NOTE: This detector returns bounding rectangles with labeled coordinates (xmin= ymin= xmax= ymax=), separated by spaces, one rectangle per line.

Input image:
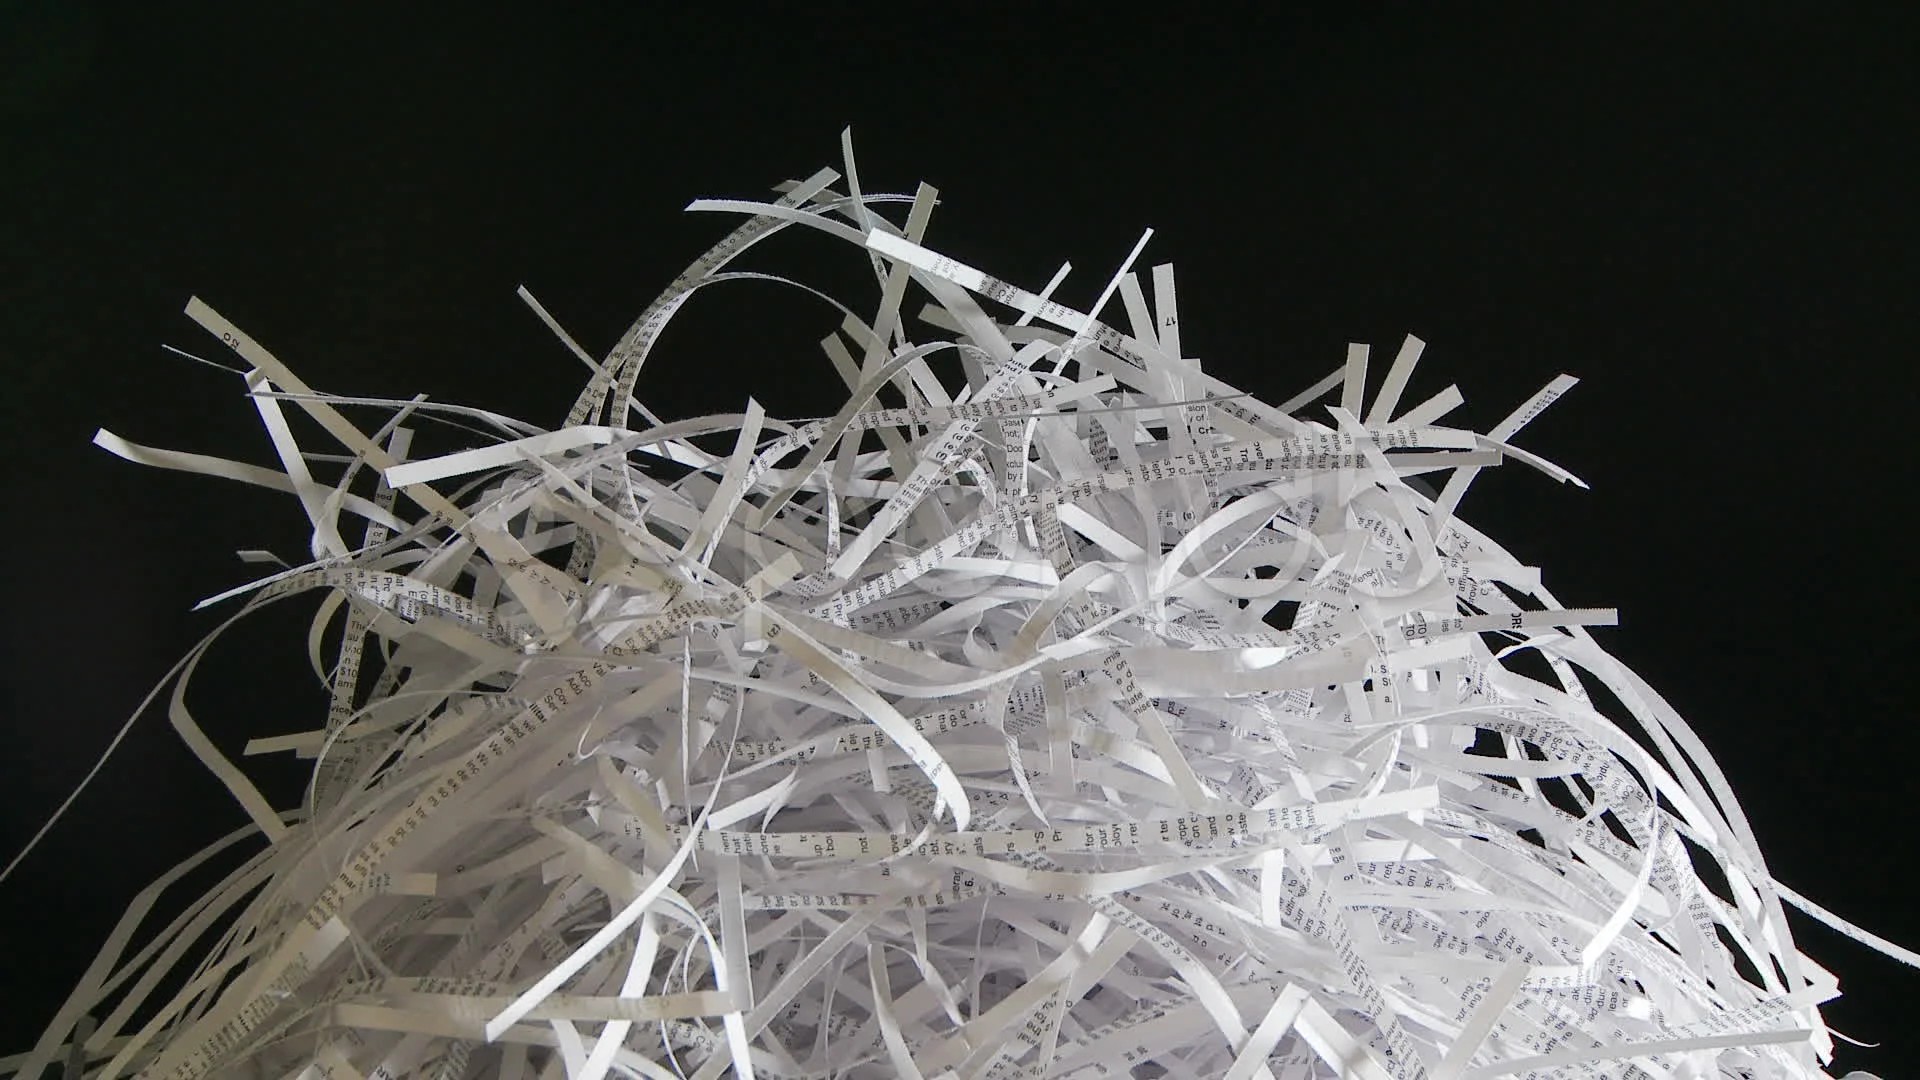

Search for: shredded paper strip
xmin=7 ymin=140 xmax=1910 ymax=1080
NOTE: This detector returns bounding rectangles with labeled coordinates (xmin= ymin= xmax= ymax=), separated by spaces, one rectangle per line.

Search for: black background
xmin=2 ymin=5 xmax=1915 ymax=1076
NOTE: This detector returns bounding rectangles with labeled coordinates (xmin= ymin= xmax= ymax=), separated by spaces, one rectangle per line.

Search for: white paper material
xmin=5 ymin=137 xmax=1904 ymax=1080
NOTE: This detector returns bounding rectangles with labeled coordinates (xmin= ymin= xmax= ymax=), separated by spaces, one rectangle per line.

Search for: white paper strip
xmin=6 ymin=141 xmax=1903 ymax=1080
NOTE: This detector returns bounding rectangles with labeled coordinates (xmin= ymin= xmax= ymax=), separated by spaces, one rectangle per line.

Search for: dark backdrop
xmin=2 ymin=6 xmax=1915 ymax=1076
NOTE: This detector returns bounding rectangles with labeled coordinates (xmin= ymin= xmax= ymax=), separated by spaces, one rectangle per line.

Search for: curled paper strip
xmin=9 ymin=141 xmax=1910 ymax=1080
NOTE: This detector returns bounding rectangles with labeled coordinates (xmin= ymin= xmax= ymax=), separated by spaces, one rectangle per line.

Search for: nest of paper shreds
xmin=15 ymin=141 xmax=1910 ymax=1080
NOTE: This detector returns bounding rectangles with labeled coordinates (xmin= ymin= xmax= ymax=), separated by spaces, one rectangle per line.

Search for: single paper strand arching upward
xmin=4 ymin=138 xmax=1909 ymax=1080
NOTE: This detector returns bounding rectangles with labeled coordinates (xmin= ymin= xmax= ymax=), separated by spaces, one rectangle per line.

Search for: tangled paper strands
xmin=6 ymin=142 xmax=1909 ymax=1080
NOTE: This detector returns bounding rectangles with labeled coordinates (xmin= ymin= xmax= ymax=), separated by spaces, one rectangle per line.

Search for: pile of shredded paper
xmin=12 ymin=140 xmax=1909 ymax=1080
